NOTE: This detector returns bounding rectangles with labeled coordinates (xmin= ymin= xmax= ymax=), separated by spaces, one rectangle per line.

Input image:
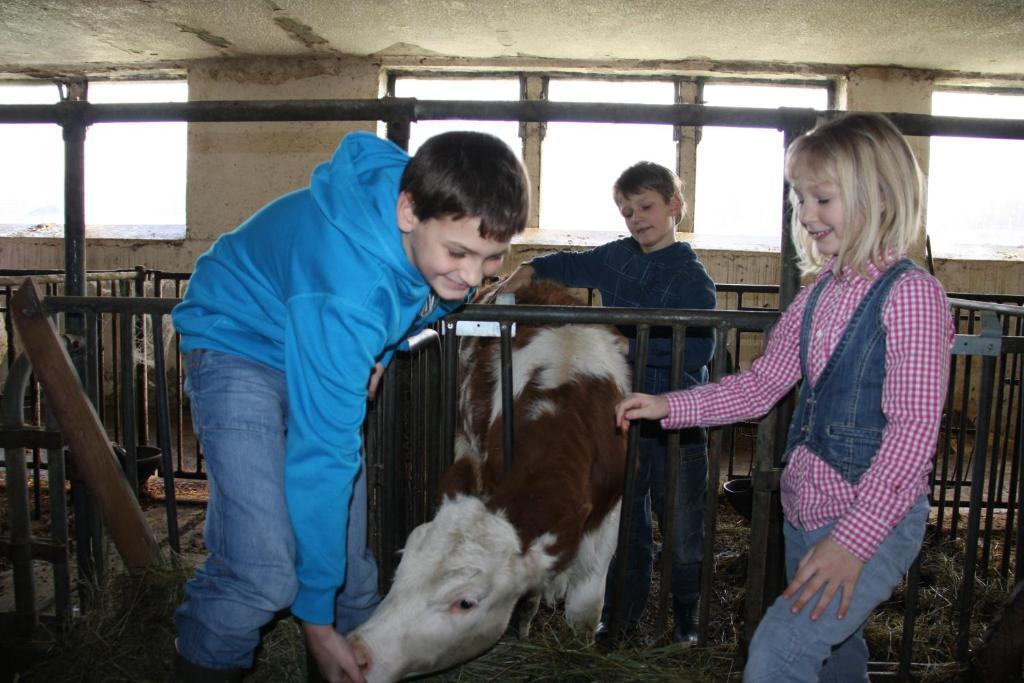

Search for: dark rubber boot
xmin=672 ymin=601 xmax=699 ymax=646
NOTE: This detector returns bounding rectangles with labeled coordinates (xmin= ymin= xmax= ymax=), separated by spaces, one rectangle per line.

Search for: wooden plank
xmin=10 ymin=278 xmax=163 ymax=574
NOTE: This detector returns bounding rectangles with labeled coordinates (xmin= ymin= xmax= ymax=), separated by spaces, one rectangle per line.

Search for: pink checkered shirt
xmin=662 ymin=259 xmax=954 ymax=561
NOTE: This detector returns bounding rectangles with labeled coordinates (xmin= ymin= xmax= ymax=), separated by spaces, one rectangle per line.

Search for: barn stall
xmin=0 ymin=96 xmax=1022 ymax=681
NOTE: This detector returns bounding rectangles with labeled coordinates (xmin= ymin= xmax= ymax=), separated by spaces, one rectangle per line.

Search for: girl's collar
xmin=827 ymin=252 xmax=903 ymax=283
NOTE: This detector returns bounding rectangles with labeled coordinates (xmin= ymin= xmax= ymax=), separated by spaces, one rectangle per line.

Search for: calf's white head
xmin=349 ymin=495 xmax=554 ymax=682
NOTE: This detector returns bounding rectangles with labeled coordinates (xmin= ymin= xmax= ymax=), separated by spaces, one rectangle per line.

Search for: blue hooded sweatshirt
xmin=172 ymin=132 xmax=465 ymax=624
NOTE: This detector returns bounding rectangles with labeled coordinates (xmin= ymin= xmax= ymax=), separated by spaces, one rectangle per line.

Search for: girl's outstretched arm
xmin=614 ymin=392 xmax=668 ymax=429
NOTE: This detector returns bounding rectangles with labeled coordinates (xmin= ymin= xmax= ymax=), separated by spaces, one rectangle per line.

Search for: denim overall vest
xmin=783 ymin=258 xmax=919 ymax=485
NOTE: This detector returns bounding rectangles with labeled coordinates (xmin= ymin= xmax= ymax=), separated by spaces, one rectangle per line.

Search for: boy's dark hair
xmin=613 ymin=161 xmax=683 ymax=204
xmin=400 ymin=131 xmax=530 ymax=241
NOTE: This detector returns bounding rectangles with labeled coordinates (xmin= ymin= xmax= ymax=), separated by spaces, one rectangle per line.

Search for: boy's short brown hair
xmin=400 ymin=131 xmax=530 ymax=242
xmin=613 ymin=161 xmax=684 ymax=212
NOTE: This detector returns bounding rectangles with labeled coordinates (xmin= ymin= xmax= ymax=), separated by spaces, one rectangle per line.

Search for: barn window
xmin=927 ymin=90 xmax=1024 ymax=257
xmin=391 ymin=77 xmax=521 ymax=157
xmin=0 ymin=79 xmax=187 ymax=239
xmin=0 ymin=83 xmax=63 ymax=236
xmin=693 ymin=82 xmax=828 ymax=241
xmin=539 ymin=79 xmax=676 ymax=232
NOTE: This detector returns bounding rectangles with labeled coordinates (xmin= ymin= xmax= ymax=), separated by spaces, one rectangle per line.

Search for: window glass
xmin=0 ymin=84 xmax=63 ymax=232
xmin=0 ymin=80 xmax=187 ymax=238
xmin=392 ymin=77 xmax=521 ymax=156
xmin=928 ymin=91 xmax=1024 ymax=253
xmin=541 ymin=79 xmax=674 ymax=232
xmin=86 ymin=81 xmax=187 ymax=237
xmin=694 ymin=83 xmax=827 ymax=239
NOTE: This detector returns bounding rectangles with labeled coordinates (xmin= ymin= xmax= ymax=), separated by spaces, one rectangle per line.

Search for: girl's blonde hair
xmin=785 ymin=112 xmax=924 ymax=277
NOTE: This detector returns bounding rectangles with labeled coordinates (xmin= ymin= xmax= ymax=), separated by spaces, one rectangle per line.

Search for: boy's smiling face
xmin=398 ymin=192 xmax=509 ymax=301
xmin=615 ymin=188 xmax=681 ymax=254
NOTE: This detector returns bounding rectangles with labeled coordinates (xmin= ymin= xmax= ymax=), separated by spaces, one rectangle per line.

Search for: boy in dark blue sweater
xmin=502 ymin=161 xmax=716 ymax=643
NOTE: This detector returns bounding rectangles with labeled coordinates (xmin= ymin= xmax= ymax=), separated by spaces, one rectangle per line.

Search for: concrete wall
xmin=1 ymin=55 xmax=1021 ymax=297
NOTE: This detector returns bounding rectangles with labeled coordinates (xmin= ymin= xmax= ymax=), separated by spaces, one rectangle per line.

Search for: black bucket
xmin=723 ymin=476 xmax=753 ymax=522
xmin=134 ymin=445 xmax=162 ymax=491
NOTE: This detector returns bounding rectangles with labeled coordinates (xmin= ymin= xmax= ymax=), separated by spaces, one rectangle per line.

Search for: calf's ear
xmin=514 ymin=536 xmax=557 ymax=591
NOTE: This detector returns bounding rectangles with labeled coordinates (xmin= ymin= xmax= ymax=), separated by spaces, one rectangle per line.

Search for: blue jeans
xmin=744 ymin=495 xmax=929 ymax=683
xmin=603 ymin=427 xmax=708 ymax=629
xmin=175 ymin=350 xmax=380 ymax=669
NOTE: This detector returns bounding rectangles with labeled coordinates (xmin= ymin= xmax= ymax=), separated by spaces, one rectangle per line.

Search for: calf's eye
xmin=451 ymin=598 xmax=478 ymax=612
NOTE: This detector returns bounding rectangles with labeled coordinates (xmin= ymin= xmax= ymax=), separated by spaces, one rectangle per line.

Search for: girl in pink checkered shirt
xmin=615 ymin=113 xmax=955 ymax=682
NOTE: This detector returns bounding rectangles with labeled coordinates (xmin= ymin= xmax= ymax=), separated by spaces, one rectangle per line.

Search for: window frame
xmin=386 ymin=70 xmax=833 ymax=246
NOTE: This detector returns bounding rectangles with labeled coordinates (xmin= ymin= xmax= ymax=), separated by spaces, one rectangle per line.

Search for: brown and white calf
xmin=349 ymin=280 xmax=631 ymax=682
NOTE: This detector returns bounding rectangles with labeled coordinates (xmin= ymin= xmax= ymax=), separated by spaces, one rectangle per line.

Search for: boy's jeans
xmin=175 ymin=349 xmax=381 ymax=670
xmin=602 ymin=430 xmax=708 ymax=629
xmin=743 ymin=495 xmax=929 ymax=683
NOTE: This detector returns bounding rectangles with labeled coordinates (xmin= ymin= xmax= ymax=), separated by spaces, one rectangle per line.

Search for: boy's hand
xmin=497 ymin=265 xmax=535 ymax=293
xmin=367 ymin=362 xmax=385 ymax=401
xmin=302 ymin=622 xmax=366 ymax=683
xmin=783 ymin=536 xmax=864 ymax=621
xmin=614 ymin=393 xmax=668 ymax=429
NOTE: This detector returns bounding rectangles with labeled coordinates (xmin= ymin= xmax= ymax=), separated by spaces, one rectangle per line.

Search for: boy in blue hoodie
xmin=502 ymin=161 xmax=715 ymax=645
xmin=171 ymin=130 xmax=530 ymax=682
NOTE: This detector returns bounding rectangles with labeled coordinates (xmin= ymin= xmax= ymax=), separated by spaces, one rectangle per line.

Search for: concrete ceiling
xmin=2 ymin=0 xmax=1023 ymax=81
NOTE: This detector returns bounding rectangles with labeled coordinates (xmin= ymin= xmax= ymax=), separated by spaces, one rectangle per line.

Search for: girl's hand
xmin=783 ymin=536 xmax=864 ymax=621
xmin=614 ymin=393 xmax=668 ymax=430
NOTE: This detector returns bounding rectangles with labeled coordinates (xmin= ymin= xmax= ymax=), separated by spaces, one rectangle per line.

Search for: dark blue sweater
xmin=529 ymin=237 xmax=717 ymax=397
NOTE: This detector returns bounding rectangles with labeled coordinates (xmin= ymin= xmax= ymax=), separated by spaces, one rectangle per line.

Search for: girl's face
xmin=789 ymin=158 xmax=846 ymax=258
xmin=615 ymin=188 xmax=681 ymax=254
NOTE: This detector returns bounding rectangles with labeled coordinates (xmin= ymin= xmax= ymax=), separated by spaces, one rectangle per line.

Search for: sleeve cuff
xmin=291 ymin=585 xmax=338 ymax=625
xmin=830 ymin=513 xmax=888 ymax=563
xmin=660 ymin=390 xmax=700 ymax=430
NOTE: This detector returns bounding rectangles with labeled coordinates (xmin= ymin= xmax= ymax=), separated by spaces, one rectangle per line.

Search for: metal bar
xmin=608 ymin=324 xmax=649 ymax=637
xmin=897 ymin=552 xmax=924 ymax=681
xmin=981 ymin=338 xmax=1009 ymax=570
xmin=118 ymin=309 xmax=139 ymax=495
xmin=654 ymin=325 xmax=685 ymax=636
xmin=61 ymin=120 xmax=86 ymax=299
xmin=46 ymin=432 xmax=72 ymax=627
xmin=778 ymin=127 xmax=806 ymax=312
xmin=151 ymin=312 xmax=180 ymax=554
xmin=417 ymin=333 xmax=444 ymax=518
xmin=3 ymin=99 xmax=1023 ymax=139
xmin=442 ymin=322 xmax=459 ymax=470
xmin=700 ymin=324 xmax=730 ymax=643
xmin=957 ymin=352 xmax=998 ymax=664
xmin=449 ymin=303 xmax=779 ymax=330
xmin=499 ymin=321 xmax=514 ymax=474
xmin=381 ymin=359 xmax=401 ymax=586
xmin=5 ymin=442 xmax=38 ymax=634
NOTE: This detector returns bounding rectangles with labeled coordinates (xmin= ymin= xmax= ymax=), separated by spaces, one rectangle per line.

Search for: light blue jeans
xmin=175 ymin=349 xmax=381 ymax=670
xmin=743 ymin=495 xmax=929 ymax=682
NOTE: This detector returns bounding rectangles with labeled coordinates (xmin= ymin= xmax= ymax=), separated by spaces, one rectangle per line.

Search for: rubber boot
xmin=672 ymin=601 xmax=699 ymax=646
